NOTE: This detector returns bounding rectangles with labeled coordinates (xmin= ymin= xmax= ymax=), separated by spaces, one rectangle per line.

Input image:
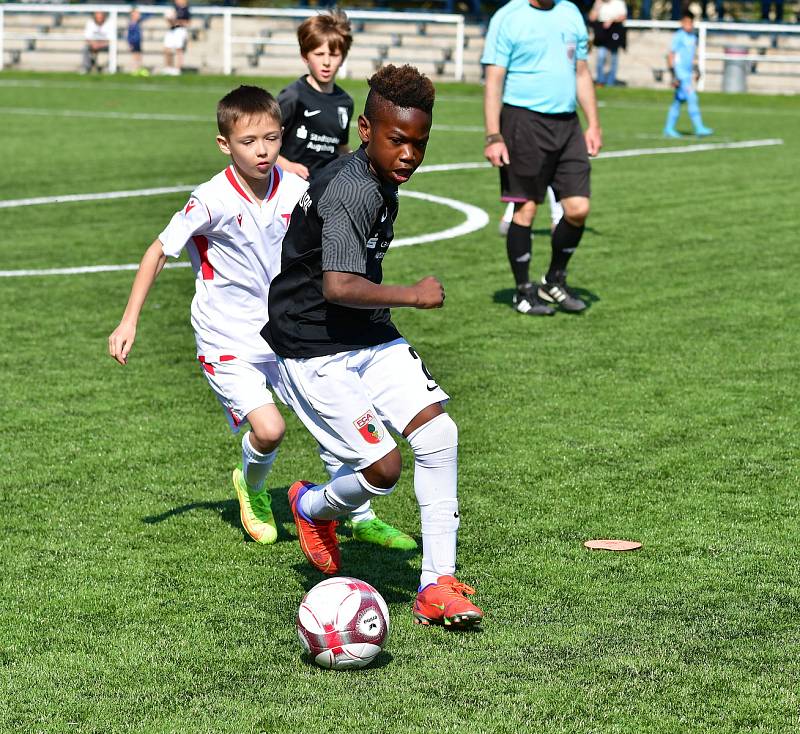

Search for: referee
xmin=482 ymin=0 xmax=602 ymax=316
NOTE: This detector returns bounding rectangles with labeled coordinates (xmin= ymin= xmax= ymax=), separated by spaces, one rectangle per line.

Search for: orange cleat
xmin=413 ymin=575 xmax=483 ymax=628
xmin=288 ymin=480 xmax=340 ymax=575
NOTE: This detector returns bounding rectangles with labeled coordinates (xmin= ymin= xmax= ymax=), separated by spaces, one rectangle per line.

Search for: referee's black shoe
xmin=512 ymin=284 xmax=555 ymax=316
xmin=538 ymin=273 xmax=587 ymax=313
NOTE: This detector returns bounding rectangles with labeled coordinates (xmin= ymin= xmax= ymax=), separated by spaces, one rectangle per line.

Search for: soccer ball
xmin=297 ymin=576 xmax=390 ymax=670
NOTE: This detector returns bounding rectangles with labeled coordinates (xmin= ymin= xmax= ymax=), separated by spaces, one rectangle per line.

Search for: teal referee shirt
xmin=481 ymin=0 xmax=589 ymax=114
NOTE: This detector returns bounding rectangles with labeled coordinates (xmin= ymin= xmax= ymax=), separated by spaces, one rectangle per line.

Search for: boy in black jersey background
xmin=263 ymin=65 xmax=483 ymax=629
xmin=276 ymin=11 xmax=355 ymax=181
xmin=277 ymin=12 xmax=416 ymax=551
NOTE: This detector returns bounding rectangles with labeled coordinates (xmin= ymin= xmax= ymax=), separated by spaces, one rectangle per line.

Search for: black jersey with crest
xmin=262 ymin=146 xmax=401 ymax=359
xmin=277 ymin=77 xmax=354 ymax=177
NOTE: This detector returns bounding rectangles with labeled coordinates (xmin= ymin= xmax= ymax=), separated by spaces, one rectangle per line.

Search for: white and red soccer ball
xmin=297 ymin=577 xmax=389 ymax=670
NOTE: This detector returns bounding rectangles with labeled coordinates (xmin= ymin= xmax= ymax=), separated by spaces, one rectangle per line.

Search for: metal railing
xmin=625 ymin=19 xmax=800 ymax=90
xmin=0 ymin=3 xmax=466 ymax=79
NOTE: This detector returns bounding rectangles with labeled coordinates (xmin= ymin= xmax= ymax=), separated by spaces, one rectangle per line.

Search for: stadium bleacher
xmin=1 ymin=2 xmax=800 ymax=92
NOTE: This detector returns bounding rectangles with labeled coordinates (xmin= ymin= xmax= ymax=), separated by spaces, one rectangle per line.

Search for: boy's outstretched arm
xmin=323 ymin=271 xmax=444 ymax=310
xmin=108 ymin=239 xmax=168 ymax=365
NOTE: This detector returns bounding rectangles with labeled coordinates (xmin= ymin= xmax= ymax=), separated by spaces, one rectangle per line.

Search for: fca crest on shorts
xmin=354 ymin=411 xmax=384 ymax=444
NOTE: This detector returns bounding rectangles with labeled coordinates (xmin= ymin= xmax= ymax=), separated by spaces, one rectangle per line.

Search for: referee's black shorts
xmin=499 ymin=104 xmax=591 ymax=204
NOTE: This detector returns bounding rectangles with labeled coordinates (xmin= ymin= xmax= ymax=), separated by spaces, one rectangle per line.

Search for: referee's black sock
xmin=506 ymin=222 xmax=532 ymax=288
xmin=547 ymin=218 xmax=584 ymax=279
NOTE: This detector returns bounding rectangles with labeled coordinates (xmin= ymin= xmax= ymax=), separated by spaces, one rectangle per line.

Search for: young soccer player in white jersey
xmin=263 ymin=65 xmax=483 ymax=629
xmin=108 ymin=86 xmax=309 ymax=546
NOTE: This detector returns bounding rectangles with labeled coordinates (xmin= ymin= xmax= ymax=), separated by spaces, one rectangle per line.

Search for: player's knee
xmin=362 ymin=448 xmax=402 ymax=490
xmin=511 ymin=201 xmax=536 ymax=228
xmin=249 ymin=416 xmax=285 ymax=452
xmin=564 ymin=199 xmax=590 ymax=225
xmin=407 ymin=413 xmax=458 ymax=464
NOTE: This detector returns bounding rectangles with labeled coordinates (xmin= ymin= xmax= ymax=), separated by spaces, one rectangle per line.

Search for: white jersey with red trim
xmin=158 ymin=164 xmax=308 ymax=363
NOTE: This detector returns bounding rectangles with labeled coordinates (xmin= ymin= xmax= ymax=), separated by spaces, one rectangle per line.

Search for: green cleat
xmin=232 ymin=467 xmax=277 ymax=544
xmin=351 ymin=517 xmax=417 ymax=550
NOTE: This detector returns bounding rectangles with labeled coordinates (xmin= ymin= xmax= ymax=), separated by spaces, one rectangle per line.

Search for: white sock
xmin=348 ymin=502 xmax=376 ymax=523
xmin=502 ymin=200 xmax=515 ymax=223
xmin=300 ymin=466 xmax=387 ymax=522
xmin=317 ymin=445 xmax=376 ymax=523
xmin=406 ymin=414 xmax=460 ymax=588
xmin=548 ymin=187 xmax=564 ymax=228
xmin=241 ymin=431 xmax=278 ymax=491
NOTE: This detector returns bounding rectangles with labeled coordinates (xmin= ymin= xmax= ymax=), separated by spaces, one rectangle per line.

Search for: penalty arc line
xmin=0 ymin=190 xmax=489 ymax=278
xmin=0 ymin=137 xmax=782 ymax=277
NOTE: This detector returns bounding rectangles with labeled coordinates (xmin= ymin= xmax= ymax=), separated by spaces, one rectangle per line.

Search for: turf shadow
xmin=292 ymin=542 xmax=420 ymax=605
xmin=492 ymin=285 xmax=601 ymax=313
xmin=141 ymin=485 xmax=295 ymax=544
xmin=298 ymin=650 xmax=394 ymax=671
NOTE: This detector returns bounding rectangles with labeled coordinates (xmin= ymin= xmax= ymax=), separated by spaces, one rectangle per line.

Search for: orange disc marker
xmin=584 ymin=539 xmax=642 ymax=551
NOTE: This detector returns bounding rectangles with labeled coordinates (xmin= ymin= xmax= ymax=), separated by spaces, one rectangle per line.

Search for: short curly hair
xmin=364 ymin=64 xmax=435 ymax=122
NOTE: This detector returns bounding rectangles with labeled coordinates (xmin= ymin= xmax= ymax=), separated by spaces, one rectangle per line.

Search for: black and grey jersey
xmin=277 ymin=77 xmax=354 ymax=176
xmin=262 ymin=145 xmax=401 ymax=359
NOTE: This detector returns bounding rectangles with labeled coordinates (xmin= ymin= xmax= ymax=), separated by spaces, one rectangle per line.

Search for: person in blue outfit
xmin=127 ymin=8 xmax=147 ymax=76
xmin=664 ymin=10 xmax=713 ymax=138
xmin=482 ymin=0 xmax=602 ymax=316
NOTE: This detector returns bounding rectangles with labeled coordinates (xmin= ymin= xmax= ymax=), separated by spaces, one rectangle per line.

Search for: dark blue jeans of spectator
xmin=639 ymin=0 xmax=651 ymax=19
xmin=596 ymin=47 xmax=619 ymax=85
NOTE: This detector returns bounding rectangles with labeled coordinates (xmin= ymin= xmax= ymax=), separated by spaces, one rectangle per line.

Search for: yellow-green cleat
xmin=232 ymin=467 xmax=277 ymax=544
xmin=351 ymin=517 xmax=417 ymax=550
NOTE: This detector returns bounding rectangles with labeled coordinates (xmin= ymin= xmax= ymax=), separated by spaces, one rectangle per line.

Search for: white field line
xmin=413 ymin=138 xmax=783 ymax=173
xmin=0 ymin=137 xmax=782 ymax=277
xmin=394 ymin=190 xmax=489 ymax=247
xmin=0 ymin=138 xmax=782 ymax=210
xmin=0 ymin=184 xmax=194 ymax=209
xmin=0 ymin=190 xmax=488 ymax=277
xmin=0 ymin=262 xmax=192 ymax=277
xmin=3 ymin=79 xmax=799 ymax=116
xmin=0 ymin=105 xmax=483 ymax=132
xmin=0 ymin=107 xmax=210 ymax=122
xmin=596 ymin=138 xmax=783 ymax=158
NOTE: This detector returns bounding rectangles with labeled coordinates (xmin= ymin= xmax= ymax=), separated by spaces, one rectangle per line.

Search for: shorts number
xmin=408 ymin=347 xmax=438 ymax=389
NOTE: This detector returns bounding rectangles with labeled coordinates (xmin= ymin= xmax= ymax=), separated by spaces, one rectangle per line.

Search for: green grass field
xmin=1 ymin=71 xmax=798 ymax=733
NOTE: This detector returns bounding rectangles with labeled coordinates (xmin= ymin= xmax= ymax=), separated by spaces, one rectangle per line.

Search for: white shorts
xmin=199 ymin=356 xmax=284 ymax=433
xmin=276 ymin=338 xmax=450 ymax=471
xmin=164 ymin=27 xmax=188 ymax=50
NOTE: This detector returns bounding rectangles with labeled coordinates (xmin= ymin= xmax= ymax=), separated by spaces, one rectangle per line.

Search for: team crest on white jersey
xmin=337 ymin=106 xmax=349 ymax=130
xmin=354 ymin=411 xmax=384 ymax=444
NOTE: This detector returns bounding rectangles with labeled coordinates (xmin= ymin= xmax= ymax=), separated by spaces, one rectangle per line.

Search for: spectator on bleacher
xmin=700 ymin=0 xmax=724 ymax=20
xmin=482 ymin=0 xmax=602 ymax=317
xmin=163 ymin=0 xmax=191 ymax=75
xmin=760 ymin=0 xmax=784 ymax=22
xmin=276 ymin=11 xmax=355 ymax=181
xmin=589 ymin=0 xmax=627 ymax=86
xmin=82 ymin=11 xmax=112 ymax=74
xmin=127 ymin=9 xmax=147 ymax=76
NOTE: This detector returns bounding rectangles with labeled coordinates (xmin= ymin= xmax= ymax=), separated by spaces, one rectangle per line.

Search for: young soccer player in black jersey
xmin=276 ymin=11 xmax=355 ymax=181
xmin=275 ymin=13 xmax=417 ymax=552
xmin=263 ymin=65 xmax=483 ymax=629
